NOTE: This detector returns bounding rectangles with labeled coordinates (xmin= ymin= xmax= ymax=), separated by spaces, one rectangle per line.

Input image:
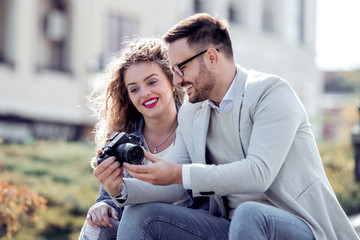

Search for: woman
xmin=78 ymin=38 xmax=189 ymax=240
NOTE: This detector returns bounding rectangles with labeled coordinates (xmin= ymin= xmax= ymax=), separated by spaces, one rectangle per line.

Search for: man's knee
xmin=233 ymin=202 xmax=264 ymax=219
xmin=229 ymin=202 xmax=269 ymax=239
xmin=231 ymin=201 xmax=267 ymax=230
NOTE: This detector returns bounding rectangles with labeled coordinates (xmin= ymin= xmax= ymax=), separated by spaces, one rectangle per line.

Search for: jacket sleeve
xmin=189 ymin=77 xmax=306 ymax=197
xmin=113 ymin=178 xmax=189 ymax=207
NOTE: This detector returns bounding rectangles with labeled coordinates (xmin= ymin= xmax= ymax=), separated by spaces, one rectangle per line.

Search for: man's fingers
xmin=126 ymin=171 xmax=152 ymax=183
xmin=125 ymin=166 xmax=161 ymax=184
xmin=143 ymin=150 xmax=159 ymax=163
xmin=124 ymin=165 xmax=150 ymax=179
xmin=124 ymin=162 xmax=151 ymax=174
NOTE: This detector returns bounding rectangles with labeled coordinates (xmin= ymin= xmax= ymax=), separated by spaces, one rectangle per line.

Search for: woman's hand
xmin=93 ymin=156 xmax=124 ymax=197
xmin=86 ymin=202 xmax=119 ymax=227
xmin=124 ymin=150 xmax=182 ymax=185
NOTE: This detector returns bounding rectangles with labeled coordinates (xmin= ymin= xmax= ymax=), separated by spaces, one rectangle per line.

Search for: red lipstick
xmin=142 ymin=97 xmax=159 ymax=109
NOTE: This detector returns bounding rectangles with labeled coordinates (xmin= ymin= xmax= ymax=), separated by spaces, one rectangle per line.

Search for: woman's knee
xmin=122 ymin=203 xmax=171 ymax=224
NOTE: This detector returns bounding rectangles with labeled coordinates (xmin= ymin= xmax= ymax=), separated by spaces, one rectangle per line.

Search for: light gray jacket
xmin=170 ymin=65 xmax=359 ymax=240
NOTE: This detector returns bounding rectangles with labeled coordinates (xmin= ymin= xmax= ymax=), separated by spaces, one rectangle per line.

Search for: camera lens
xmin=118 ymin=143 xmax=144 ymax=165
xmin=128 ymin=147 xmax=144 ymax=164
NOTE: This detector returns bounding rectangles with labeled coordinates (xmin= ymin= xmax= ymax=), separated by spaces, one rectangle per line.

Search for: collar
xmin=208 ymin=69 xmax=238 ymax=114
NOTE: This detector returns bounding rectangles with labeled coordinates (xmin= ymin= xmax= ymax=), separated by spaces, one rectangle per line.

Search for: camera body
xmin=97 ymin=132 xmax=144 ymax=166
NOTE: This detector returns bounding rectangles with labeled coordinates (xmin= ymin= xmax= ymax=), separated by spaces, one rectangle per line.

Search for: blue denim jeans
xmin=116 ymin=202 xmax=314 ymax=240
xmin=229 ymin=202 xmax=314 ymax=239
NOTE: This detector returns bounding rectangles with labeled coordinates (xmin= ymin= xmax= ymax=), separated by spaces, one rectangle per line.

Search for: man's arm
xmin=124 ymin=150 xmax=183 ymax=185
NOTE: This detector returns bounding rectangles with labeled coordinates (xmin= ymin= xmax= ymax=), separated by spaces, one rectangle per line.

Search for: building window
xmin=262 ymin=0 xmax=279 ymax=33
xmin=297 ymin=0 xmax=305 ymax=44
xmin=228 ymin=4 xmax=238 ymax=23
xmin=37 ymin=0 xmax=72 ymax=72
xmin=100 ymin=15 xmax=138 ymax=68
xmin=0 ymin=0 xmax=15 ymax=65
xmin=228 ymin=1 xmax=247 ymax=25
xmin=262 ymin=4 xmax=274 ymax=33
xmin=194 ymin=0 xmax=204 ymax=13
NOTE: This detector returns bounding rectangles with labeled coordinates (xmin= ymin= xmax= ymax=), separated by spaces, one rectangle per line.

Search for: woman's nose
xmin=141 ymin=87 xmax=151 ymax=97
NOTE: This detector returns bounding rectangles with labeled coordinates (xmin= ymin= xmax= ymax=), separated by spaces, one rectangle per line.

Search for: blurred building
xmin=320 ymin=71 xmax=358 ymax=141
xmin=0 ymin=0 xmax=320 ymax=143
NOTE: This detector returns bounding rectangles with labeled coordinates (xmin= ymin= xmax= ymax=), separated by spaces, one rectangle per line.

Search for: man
xmin=120 ymin=13 xmax=359 ymax=239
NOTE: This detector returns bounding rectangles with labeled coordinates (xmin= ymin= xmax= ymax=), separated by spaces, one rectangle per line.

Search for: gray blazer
xmin=170 ymin=65 xmax=359 ymax=239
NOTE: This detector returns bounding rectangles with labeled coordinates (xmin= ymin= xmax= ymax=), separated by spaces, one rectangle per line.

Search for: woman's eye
xmin=148 ymin=79 xmax=158 ymax=85
xmin=129 ymin=87 xmax=138 ymax=93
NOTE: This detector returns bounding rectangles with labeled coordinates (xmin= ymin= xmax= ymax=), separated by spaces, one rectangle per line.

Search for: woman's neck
xmin=143 ymin=104 xmax=178 ymax=153
xmin=144 ymin=107 xmax=177 ymax=135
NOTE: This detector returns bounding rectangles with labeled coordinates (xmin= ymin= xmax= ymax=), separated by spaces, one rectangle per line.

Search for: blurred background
xmin=0 ymin=0 xmax=359 ymax=239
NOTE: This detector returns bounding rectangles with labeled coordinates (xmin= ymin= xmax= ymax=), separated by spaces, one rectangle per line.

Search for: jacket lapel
xmin=192 ymin=101 xmax=211 ymax=164
xmin=232 ymin=66 xmax=248 ymax=156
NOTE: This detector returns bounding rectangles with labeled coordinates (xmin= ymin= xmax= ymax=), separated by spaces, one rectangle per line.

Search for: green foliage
xmin=320 ymin=140 xmax=360 ymax=216
xmin=0 ymin=141 xmax=99 ymax=240
xmin=1 ymin=133 xmax=360 ymax=239
xmin=318 ymin=95 xmax=360 ymax=216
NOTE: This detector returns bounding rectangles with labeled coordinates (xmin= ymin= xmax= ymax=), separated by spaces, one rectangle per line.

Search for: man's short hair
xmin=163 ymin=13 xmax=233 ymax=58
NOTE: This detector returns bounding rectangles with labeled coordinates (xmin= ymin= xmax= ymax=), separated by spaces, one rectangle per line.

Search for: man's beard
xmin=189 ymin=67 xmax=216 ymax=103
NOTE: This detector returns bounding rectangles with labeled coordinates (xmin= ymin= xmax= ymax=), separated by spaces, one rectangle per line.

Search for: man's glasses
xmin=172 ymin=49 xmax=209 ymax=77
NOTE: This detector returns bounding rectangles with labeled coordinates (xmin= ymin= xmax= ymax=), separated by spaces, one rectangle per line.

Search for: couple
xmin=79 ymin=13 xmax=358 ymax=240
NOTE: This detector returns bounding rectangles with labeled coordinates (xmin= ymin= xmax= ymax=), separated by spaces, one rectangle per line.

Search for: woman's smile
xmin=142 ymin=97 xmax=159 ymax=108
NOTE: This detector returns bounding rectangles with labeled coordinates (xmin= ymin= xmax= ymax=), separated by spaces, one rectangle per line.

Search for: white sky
xmin=316 ymin=0 xmax=360 ymax=71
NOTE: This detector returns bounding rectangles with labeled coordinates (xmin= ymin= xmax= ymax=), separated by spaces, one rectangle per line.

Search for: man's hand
xmin=124 ymin=150 xmax=182 ymax=185
xmin=86 ymin=202 xmax=119 ymax=228
xmin=93 ymin=155 xmax=123 ymax=197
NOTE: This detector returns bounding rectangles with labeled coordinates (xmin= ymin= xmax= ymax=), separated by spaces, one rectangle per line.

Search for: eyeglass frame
xmin=172 ymin=48 xmax=218 ymax=77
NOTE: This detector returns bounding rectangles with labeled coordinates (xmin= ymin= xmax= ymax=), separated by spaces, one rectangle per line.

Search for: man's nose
xmin=172 ymin=74 xmax=183 ymax=86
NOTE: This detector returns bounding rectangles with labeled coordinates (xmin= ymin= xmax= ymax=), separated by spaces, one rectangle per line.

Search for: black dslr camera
xmin=97 ymin=132 xmax=144 ymax=166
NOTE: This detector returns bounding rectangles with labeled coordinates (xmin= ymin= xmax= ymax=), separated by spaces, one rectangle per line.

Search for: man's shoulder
xmin=246 ymin=69 xmax=284 ymax=85
xmin=178 ymin=101 xmax=206 ymax=120
xmin=179 ymin=101 xmax=204 ymax=113
xmin=244 ymin=69 xmax=290 ymax=94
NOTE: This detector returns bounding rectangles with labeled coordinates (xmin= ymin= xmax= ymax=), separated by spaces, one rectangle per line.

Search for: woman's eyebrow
xmin=143 ymin=73 xmax=159 ymax=82
xmin=127 ymin=73 xmax=159 ymax=87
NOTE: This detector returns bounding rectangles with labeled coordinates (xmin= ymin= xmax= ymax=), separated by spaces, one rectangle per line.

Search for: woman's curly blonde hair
xmin=89 ymin=38 xmax=185 ymax=149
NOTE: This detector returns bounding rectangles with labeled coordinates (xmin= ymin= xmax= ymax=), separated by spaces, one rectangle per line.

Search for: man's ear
xmin=206 ymin=48 xmax=219 ymax=69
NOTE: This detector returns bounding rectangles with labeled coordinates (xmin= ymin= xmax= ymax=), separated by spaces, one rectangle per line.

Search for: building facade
xmin=0 ymin=0 xmax=320 ymax=143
